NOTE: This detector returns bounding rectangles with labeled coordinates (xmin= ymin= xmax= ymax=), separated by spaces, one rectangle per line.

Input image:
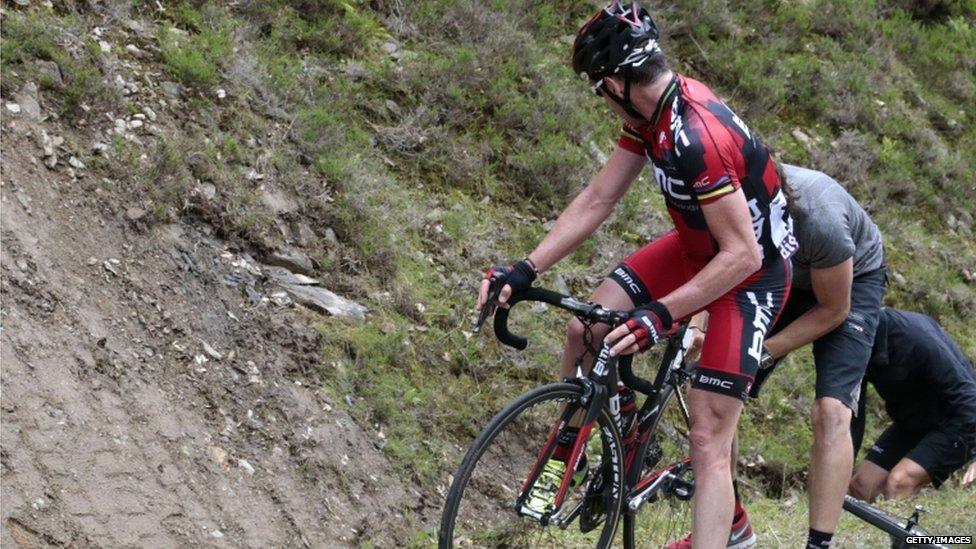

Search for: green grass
xmin=2 ymin=0 xmax=974 ymax=543
xmin=0 ymin=9 xmax=116 ymax=115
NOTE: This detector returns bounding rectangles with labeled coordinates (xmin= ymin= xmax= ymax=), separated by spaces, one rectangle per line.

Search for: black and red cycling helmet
xmin=572 ymin=1 xmax=661 ymax=84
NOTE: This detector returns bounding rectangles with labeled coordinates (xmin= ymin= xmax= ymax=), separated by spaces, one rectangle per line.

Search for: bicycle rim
xmin=439 ymin=383 xmax=625 ymax=548
xmin=622 ymin=398 xmax=693 ymax=547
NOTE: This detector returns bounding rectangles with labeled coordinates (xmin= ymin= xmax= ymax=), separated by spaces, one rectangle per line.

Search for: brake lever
xmin=472 ymin=285 xmax=502 ymax=333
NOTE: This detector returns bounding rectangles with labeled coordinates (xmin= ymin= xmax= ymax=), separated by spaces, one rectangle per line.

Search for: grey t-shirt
xmin=783 ymin=164 xmax=884 ymax=290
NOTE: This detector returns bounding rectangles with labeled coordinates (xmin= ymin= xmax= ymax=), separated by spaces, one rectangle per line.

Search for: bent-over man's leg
xmin=560 ymin=278 xmax=638 ymax=378
xmin=809 ymin=396 xmax=855 ymax=531
xmin=809 ymin=269 xmax=886 ymax=534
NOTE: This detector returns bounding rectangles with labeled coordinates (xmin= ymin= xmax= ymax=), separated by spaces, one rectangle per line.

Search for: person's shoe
xmin=523 ymin=459 xmax=565 ymax=515
xmin=523 ymin=456 xmax=588 ymax=516
xmin=665 ymin=508 xmax=757 ymax=549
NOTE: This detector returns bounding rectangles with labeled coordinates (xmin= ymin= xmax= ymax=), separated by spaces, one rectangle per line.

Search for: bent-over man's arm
xmin=764 ymin=258 xmax=853 ymax=358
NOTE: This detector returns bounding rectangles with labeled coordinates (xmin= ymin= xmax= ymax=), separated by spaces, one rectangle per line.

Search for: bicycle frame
xmin=489 ymin=288 xmax=696 ymax=525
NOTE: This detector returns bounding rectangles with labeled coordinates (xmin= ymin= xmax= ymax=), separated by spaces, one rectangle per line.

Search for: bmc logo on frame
xmin=905 ymin=536 xmax=971 ymax=545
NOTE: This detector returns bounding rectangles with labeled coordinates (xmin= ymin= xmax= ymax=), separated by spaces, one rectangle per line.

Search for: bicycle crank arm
xmin=551 ymin=500 xmax=584 ymax=529
xmin=627 ymin=471 xmax=676 ymax=513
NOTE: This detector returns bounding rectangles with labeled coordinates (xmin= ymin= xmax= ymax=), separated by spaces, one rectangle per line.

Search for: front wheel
xmin=439 ymin=383 xmax=625 ymax=548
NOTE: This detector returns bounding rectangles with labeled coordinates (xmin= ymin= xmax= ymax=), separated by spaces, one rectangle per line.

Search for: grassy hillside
xmin=3 ymin=0 xmax=974 ymax=543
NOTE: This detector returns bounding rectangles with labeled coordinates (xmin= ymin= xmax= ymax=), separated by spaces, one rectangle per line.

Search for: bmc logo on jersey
xmin=653 ymin=165 xmax=692 ymax=201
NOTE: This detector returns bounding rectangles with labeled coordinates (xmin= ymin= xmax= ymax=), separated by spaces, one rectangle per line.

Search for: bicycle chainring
xmin=578 ymin=470 xmax=609 ymax=533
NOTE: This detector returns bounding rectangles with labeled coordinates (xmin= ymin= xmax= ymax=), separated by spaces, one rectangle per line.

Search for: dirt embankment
xmin=0 ymin=121 xmax=423 ymax=546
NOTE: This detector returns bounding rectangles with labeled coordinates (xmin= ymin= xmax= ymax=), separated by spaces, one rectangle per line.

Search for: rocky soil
xmin=0 ymin=121 xmax=421 ymax=546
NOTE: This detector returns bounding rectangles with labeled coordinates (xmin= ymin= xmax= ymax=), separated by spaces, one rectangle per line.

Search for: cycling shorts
xmin=749 ymin=267 xmax=887 ymax=412
xmin=865 ymin=422 xmax=976 ymax=487
xmin=609 ymin=231 xmax=792 ymax=401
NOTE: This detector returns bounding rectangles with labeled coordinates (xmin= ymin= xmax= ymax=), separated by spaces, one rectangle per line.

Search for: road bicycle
xmin=439 ymin=285 xmax=698 ymax=547
xmin=843 ymin=495 xmax=950 ymax=548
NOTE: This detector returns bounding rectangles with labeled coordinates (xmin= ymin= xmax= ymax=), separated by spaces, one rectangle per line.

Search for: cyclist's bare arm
xmin=607 ymin=188 xmax=761 ymax=355
xmin=477 ymin=146 xmax=645 ymax=309
xmin=659 ymin=189 xmax=760 ymax=318
xmin=686 ymin=311 xmax=708 ymax=362
xmin=763 ymin=258 xmax=853 ymax=358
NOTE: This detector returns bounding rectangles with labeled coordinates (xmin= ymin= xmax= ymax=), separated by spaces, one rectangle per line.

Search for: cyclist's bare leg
xmin=809 ymin=396 xmax=854 ymax=533
xmin=849 ymin=460 xmax=888 ymax=502
xmin=882 ymin=458 xmax=930 ymax=500
xmin=688 ymin=388 xmax=743 ymax=549
xmin=560 ymin=278 xmax=636 ymax=379
xmin=730 ymin=432 xmax=739 ymax=479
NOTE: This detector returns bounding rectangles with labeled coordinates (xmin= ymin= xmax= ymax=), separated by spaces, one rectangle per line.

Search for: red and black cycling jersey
xmin=618 ymin=74 xmax=797 ymax=265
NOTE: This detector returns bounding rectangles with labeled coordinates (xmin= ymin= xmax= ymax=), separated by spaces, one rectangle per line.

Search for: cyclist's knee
xmin=812 ymin=398 xmax=852 ymax=440
xmin=689 ymin=422 xmax=732 ymax=466
xmin=566 ymin=317 xmax=586 ymax=343
xmin=565 ymin=316 xmax=608 ymax=345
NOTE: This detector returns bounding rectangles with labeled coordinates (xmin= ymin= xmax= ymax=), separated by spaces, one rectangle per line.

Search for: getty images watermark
xmin=905 ymin=535 xmax=972 ymax=545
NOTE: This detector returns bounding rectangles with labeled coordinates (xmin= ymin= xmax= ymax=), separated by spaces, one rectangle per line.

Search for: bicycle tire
xmin=843 ymin=496 xmax=949 ymax=549
xmin=439 ymin=383 xmax=625 ymax=548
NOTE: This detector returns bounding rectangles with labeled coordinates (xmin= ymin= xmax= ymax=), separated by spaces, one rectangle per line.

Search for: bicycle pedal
xmin=668 ymin=476 xmax=694 ymax=501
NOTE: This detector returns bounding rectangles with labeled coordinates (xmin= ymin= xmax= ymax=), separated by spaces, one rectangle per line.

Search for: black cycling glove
xmin=623 ymin=300 xmax=673 ymax=352
xmin=485 ymin=259 xmax=537 ymax=297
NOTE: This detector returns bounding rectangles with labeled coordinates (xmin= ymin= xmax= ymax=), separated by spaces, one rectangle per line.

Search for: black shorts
xmin=865 ymin=422 xmax=976 ymax=487
xmin=750 ymin=267 xmax=887 ymax=412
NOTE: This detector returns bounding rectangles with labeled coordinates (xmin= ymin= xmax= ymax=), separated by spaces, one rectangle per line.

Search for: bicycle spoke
xmin=623 ymin=394 xmax=694 ymax=546
xmin=441 ymin=384 xmax=624 ymax=548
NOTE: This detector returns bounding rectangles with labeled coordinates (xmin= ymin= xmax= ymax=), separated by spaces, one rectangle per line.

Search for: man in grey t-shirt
xmin=752 ymin=164 xmax=887 ymax=547
xmin=785 ymin=165 xmax=884 ymax=291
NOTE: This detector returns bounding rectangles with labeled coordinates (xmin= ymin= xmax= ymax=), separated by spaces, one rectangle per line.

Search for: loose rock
xmin=792 ymin=128 xmax=813 ymax=148
xmin=199 ymin=339 xmax=223 ymax=360
xmin=125 ymin=44 xmax=146 ymax=58
xmin=37 ymin=61 xmax=63 ymax=88
xmin=15 ymin=82 xmax=41 ymax=121
xmin=161 ymin=81 xmax=181 ymax=99
xmin=125 ymin=207 xmax=146 ymax=221
xmin=264 ymin=249 xmax=315 ymax=275
xmin=264 ymin=266 xmax=319 ymax=286
xmin=238 ymin=459 xmax=255 ymax=475
xmin=281 ymin=284 xmax=367 ymax=321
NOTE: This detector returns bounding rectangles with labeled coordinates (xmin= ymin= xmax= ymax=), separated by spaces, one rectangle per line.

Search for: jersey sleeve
xmin=671 ymin=111 xmax=741 ymax=204
xmin=617 ymin=123 xmax=648 ymax=155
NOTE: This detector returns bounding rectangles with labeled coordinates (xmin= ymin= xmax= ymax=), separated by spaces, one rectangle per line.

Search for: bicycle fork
xmin=514 ymin=379 xmax=610 ymax=524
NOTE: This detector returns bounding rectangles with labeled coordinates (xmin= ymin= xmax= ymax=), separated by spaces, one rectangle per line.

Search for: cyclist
xmin=478 ymin=3 xmax=795 ymax=547
xmin=848 ymin=308 xmax=976 ymax=501
xmin=747 ymin=164 xmax=887 ymax=549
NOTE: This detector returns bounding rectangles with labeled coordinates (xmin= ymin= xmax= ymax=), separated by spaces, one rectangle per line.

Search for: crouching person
xmin=849 ymin=308 xmax=976 ymax=501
